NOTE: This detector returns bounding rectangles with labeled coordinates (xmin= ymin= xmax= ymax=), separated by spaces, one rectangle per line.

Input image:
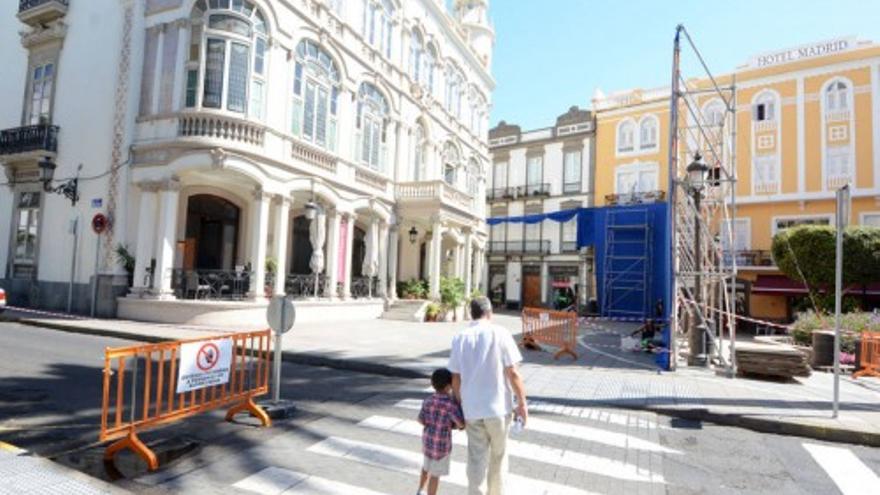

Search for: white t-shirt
xmin=447 ymin=319 xmax=523 ymax=421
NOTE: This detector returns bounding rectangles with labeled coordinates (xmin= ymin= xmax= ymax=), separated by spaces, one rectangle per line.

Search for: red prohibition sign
xmin=196 ymin=343 xmax=221 ymax=371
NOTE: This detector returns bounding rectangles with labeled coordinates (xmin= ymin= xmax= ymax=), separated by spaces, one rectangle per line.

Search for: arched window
xmin=703 ymin=100 xmax=725 ymax=127
xmin=445 ymin=65 xmax=464 ymax=118
xmin=470 ymin=88 xmax=487 ymax=136
xmin=292 ymin=39 xmax=341 ymax=150
xmin=443 ymin=142 xmax=460 ymax=186
xmin=363 ymin=0 xmax=394 ymax=58
xmin=186 ymin=0 xmax=268 ymax=118
xmin=753 ymin=92 xmax=777 ymax=122
xmin=617 ymin=119 xmax=635 ymax=152
xmin=639 ymin=116 xmax=658 ymax=150
xmin=410 ymin=29 xmax=423 ymax=82
xmin=413 ymin=122 xmax=427 ymax=181
xmin=355 ymin=82 xmax=390 ymax=171
xmin=825 ymin=80 xmax=850 ymax=112
xmin=424 ymin=43 xmax=437 ymax=93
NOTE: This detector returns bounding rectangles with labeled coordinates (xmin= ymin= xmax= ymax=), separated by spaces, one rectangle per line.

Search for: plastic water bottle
xmin=511 ymin=415 xmax=524 ymax=435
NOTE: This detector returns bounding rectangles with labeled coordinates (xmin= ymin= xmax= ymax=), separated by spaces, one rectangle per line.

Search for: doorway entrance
xmin=522 ymin=266 xmax=542 ymax=309
xmin=184 ymin=194 xmax=240 ymax=270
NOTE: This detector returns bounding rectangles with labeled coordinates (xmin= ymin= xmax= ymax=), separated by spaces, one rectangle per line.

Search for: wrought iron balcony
xmin=0 ymin=124 xmax=59 ymax=157
xmin=487 ymin=187 xmax=508 ymax=201
xmin=727 ymin=250 xmax=775 ymax=268
xmin=523 ymin=183 xmax=551 ymax=197
xmin=18 ymin=0 xmax=68 ymax=26
xmin=605 ymin=190 xmax=666 ymax=206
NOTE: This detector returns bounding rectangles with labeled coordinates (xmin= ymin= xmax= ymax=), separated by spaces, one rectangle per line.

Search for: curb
xmin=14 ymin=317 xmax=880 ymax=447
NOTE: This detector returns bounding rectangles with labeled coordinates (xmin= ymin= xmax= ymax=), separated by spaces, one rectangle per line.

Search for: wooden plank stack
xmin=735 ymin=342 xmax=812 ymax=379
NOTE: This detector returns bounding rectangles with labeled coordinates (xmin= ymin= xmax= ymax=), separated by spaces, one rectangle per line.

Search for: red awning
xmin=751 ymin=275 xmax=880 ymax=296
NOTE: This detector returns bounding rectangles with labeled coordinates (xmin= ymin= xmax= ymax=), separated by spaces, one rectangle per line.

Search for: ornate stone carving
xmin=20 ymin=21 xmax=67 ymax=49
xmin=210 ymin=148 xmax=228 ymax=170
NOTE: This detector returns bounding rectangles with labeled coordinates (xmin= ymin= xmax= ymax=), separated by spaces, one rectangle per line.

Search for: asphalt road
xmin=1 ymin=321 xmax=879 ymax=494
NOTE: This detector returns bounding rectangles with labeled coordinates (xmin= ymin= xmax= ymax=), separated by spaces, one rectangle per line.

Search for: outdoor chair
xmin=185 ymin=271 xmax=211 ymax=299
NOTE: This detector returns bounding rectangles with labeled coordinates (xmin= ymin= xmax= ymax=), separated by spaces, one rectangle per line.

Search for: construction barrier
xmin=100 ymin=329 xmax=272 ymax=470
xmin=854 ymin=332 xmax=880 ymax=379
xmin=521 ymin=308 xmax=579 ymax=360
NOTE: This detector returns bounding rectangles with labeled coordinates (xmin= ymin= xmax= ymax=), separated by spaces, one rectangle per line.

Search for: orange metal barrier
xmin=854 ymin=332 xmax=880 ymax=379
xmin=521 ymin=308 xmax=578 ymax=360
xmin=100 ymin=329 xmax=272 ymax=470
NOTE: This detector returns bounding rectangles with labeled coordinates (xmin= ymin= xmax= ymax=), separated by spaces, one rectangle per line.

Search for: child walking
xmin=417 ymin=368 xmax=464 ymax=495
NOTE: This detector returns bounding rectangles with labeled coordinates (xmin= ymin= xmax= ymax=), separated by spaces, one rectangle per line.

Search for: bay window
xmin=292 ymin=40 xmax=341 ymax=151
xmin=186 ymin=0 xmax=268 ymax=118
xmin=355 ymin=83 xmax=390 ymax=172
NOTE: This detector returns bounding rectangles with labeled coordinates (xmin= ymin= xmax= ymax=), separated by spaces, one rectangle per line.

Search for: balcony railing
xmin=487 ymin=240 xmax=551 ymax=255
xmin=523 ymin=183 xmax=551 ymax=197
xmin=561 ymin=241 xmax=579 ymax=253
xmin=0 ymin=124 xmax=59 ymax=156
xmin=605 ymin=190 xmax=665 ymax=206
xmin=727 ymin=250 xmax=775 ymax=267
xmin=351 ymin=276 xmax=380 ymax=299
xmin=171 ymin=269 xmax=252 ymax=300
xmin=487 ymin=187 xmax=508 ymax=200
xmin=563 ymin=182 xmax=582 ymax=194
xmin=18 ymin=0 xmax=68 ymax=25
xmin=283 ymin=273 xmax=327 ymax=298
xmin=178 ymin=113 xmax=265 ymax=146
xmin=396 ymin=180 xmax=473 ymax=211
xmin=826 ymin=174 xmax=852 ymax=190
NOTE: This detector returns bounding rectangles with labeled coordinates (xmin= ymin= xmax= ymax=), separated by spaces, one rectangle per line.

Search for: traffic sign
xmin=91 ymin=213 xmax=109 ymax=234
xmin=266 ymin=295 xmax=295 ymax=335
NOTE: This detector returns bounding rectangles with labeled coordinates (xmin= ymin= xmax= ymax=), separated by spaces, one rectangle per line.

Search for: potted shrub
xmin=439 ymin=276 xmax=465 ymax=321
xmin=401 ymin=278 xmax=427 ymax=299
xmin=114 ymin=244 xmax=136 ymax=288
xmin=425 ymin=302 xmax=441 ymax=322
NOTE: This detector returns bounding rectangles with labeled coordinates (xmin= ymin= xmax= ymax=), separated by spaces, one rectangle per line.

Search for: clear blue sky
xmin=489 ymin=0 xmax=880 ymax=130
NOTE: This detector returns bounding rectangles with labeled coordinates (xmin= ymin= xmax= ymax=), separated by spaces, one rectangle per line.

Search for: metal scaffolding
xmin=668 ymin=25 xmax=738 ymax=373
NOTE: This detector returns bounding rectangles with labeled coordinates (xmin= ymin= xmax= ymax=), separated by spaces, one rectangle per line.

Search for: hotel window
xmin=639 ymin=116 xmax=658 ymax=150
xmin=563 ymin=150 xmax=582 ymax=193
xmin=617 ymin=120 xmax=635 ymax=152
xmin=26 ymin=62 xmax=55 ymax=125
xmin=774 ymin=216 xmax=831 ymax=234
xmin=355 ymin=83 xmax=389 ymax=172
xmin=825 ymin=80 xmax=850 ymax=111
xmin=703 ymin=100 xmax=725 ymax=127
xmin=362 ymin=0 xmax=394 ymax=59
xmin=526 ymin=156 xmax=543 ymax=188
xmin=189 ymin=0 xmax=268 ymax=116
xmin=753 ymin=93 xmax=776 ymax=122
xmin=826 ymin=146 xmax=851 ymax=180
xmin=292 ymin=40 xmax=341 ymax=151
xmin=753 ymin=154 xmax=777 ymax=191
xmin=615 ymin=163 xmax=658 ymax=196
xmin=13 ymin=191 xmax=41 ymax=279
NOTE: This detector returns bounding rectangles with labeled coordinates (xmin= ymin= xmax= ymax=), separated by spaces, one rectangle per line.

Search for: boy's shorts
xmin=422 ymin=454 xmax=451 ymax=477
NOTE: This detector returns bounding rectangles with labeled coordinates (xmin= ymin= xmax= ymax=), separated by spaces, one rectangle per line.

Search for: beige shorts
xmin=422 ymin=454 xmax=451 ymax=477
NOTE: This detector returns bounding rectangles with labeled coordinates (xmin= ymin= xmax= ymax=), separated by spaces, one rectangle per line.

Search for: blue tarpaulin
xmin=487 ymin=203 xmax=671 ymax=370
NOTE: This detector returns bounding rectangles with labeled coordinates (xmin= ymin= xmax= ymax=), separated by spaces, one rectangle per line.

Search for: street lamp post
xmin=685 ymin=152 xmax=709 ymax=367
xmin=39 ymin=157 xmax=80 ymax=206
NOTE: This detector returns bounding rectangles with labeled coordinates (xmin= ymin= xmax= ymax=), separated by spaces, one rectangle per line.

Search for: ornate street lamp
xmin=684 ymin=152 xmax=709 ymax=366
xmin=303 ymin=199 xmax=318 ymax=220
xmin=39 ymin=156 xmax=79 ymax=206
xmin=408 ymin=226 xmax=418 ymax=244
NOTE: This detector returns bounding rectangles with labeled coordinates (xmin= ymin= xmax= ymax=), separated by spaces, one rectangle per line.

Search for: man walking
xmin=448 ymin=297 xmax=528 ymax=495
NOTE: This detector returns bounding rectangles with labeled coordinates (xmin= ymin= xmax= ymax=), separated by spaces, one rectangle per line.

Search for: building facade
xmin=593 ymin=37 xmax=880 ymax=322
xmin=0 ymin=0 xmax=494 ymax=324
xmin=487 ymin=106 xmax=594 ymax=310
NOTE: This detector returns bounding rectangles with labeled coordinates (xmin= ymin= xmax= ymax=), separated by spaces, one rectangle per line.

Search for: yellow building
xmin=593 ymin=37 xmax=880 ymax=322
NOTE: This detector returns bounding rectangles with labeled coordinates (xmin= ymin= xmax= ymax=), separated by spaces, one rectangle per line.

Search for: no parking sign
xmin=176 ymin=338 xmax=233 ymax=393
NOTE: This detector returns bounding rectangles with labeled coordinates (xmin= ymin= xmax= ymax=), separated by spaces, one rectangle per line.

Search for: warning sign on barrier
xmin=177 ymin=338 xmax=233 ymax=393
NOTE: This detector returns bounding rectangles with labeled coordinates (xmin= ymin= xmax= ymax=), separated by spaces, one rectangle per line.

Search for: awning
xmin=752 ymin=275 xmax=880 ymax=296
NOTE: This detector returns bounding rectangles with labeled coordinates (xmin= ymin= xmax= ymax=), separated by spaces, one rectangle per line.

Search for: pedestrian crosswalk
xmin=803 ymin=442 xmax=880 ymax=495
xmin=232 ymin=391 xmax=669 ymax=495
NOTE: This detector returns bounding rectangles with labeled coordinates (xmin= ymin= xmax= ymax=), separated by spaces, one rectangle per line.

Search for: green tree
xmin=439 ymin=276 xmax=465 ymax=321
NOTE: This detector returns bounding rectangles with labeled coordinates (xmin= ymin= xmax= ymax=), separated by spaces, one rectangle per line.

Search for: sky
xmin=489 ymin=0 xmax=880 ymax=130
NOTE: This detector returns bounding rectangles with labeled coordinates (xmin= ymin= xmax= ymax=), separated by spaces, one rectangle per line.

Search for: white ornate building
xmin=0 ymin=0 xmax=493 ymax=324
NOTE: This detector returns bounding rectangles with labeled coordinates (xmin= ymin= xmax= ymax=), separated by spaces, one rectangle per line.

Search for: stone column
xmin=429 ymin=217 xmax=443 ymax=299
xmin=131 ymin=183 xmax=159 ymax=295
xmin=464 ymin=230 xmax=474 ymax=297
xmin=325 ymin=208 xmax=341 ymax=299
xmin=247 ymin=188 xmax=270 ymax=300
xmin=540 ymin=260 xmax=549 ymax=305
xmin=342 ymin=213 xmax=355 ymax=299
xmin=378 ymin=221 xmax=389 ymax=298
xmin=152 ymin=178 xmax=180 ymax=299
xmin=388 ymin=226 xmax=399 ymax=299
xmin=272 ymin=195 xmax=291 ymax=296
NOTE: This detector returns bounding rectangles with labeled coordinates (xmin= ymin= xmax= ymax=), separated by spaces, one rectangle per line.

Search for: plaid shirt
xmin=418 ymin=393 xmax=464 ymax=460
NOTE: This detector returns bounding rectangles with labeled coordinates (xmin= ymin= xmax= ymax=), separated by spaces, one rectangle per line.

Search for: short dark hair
xmin=431 ymin=368 xmax=453 ymax=391
xmin=470 ymin=296 xmax=493 ymax=320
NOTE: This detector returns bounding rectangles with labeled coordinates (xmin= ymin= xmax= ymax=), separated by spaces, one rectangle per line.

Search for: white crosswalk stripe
xmin=234 ymin=466 xmax=390 ymax=495
xmin=358 ymin=415 xmax=666 ymax=483
xmin=803 ymin=443 xmax=880 ymax=495
xmin=306 ymin=435 xmax=601 ymax=495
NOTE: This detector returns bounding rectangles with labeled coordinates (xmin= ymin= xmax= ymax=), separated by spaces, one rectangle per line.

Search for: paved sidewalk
xmin=0 ymin=442 xmax=128 ymax=494
xmin=7 ymin=306 xmax=880 ymax=446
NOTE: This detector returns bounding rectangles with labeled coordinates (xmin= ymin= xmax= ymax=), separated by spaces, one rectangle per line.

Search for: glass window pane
xmin=250 ymin=80 xmax=263 ymax=119
xmin=254 ymin=38 xmax=266 ymax=75
xmin=315 ymin=86 xmax=328 ymax=146
xmin=186 ymin=70 xmax=198 ymax=107
xmin=226 ymin=42 xmax=249 ymax=112
xmin=293 ymin=63 xmax=303 ymax=95
xmin=362 ymin=123 xmax=372 ymax=163
xmin=209 ymin=14 xmax=251 ymax=37
xmin=303 ymin=82 xmax=316 ymax=139
xmin=291 ymin=98 xmax=303 ymax=135
xmin=371 ymin=121 xmax=380 ymax=167
xmin=203 ymin=39 xmax=226 ymax=108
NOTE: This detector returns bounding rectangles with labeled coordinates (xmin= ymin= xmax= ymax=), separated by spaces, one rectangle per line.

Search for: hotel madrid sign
xmin=750 ymin=37 xmax=855 ymax=69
